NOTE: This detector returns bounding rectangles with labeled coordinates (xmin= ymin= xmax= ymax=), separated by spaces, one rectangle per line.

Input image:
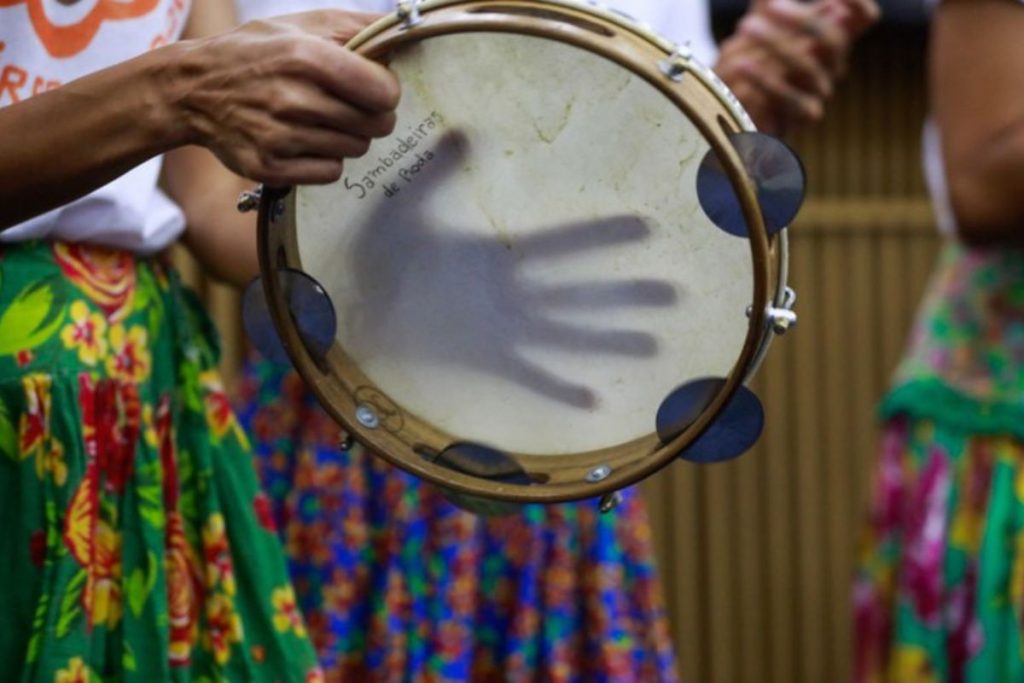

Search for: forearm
xmin=0 ymin=44 xmax=190 ymax=231
xmin=166 ymin=145 xmax=260 ymax=288
xmin=932 ymin=0 xmax=1024 ymax=245
xmin=945 ymin=126 xmax=1024 ymax=246
xmin=182 ymin=215 xmax=260 ymax=288
xmin=182 ymin=200 xmax=260 ymax=288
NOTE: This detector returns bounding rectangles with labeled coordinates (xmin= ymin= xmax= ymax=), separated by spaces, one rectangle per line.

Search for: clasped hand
xmin=716 ymin=0 xmax=880 ymax=134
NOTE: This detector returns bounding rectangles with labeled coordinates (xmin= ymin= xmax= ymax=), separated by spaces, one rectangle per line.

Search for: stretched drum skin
xmin=255 ymin=0 xmax=794 ymax=505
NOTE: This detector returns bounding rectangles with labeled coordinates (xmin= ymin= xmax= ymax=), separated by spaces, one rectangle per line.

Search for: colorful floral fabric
xmin=889 ymin=244 xmax=1024 ymax=428
xmin=855 ymin=243 xmax=1024 ymax=682
xmin=0 ymin=241 xmax=320 ymax=682
xmin=236 ymin=361 xmax=680 ymax=683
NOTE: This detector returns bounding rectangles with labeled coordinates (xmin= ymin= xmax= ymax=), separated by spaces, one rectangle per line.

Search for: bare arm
xmin=163 ymin=0 xmax=260 ymax=287
xmin=163 ymin=146 xmax=261 ymax=286
xmin=932 ymin=0 xmax=1024 ymax=244
xmin=0 ymin=2 xmax=398 ymax=232
xmin=0 ymin=45 xmax=186 ymax=230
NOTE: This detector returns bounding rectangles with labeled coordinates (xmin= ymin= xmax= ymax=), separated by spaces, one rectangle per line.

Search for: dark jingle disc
xmin=281 ymin=268 xmax=337 ymax=359
xmin=696 ymin=131 xmax=807 ymax=238
xmin=242 ymin=276 xmax=289 ymax=364
xmin=434 ymin=442 xmax=532 ymax=517
xmin=657 ymin=378 xmax=765 ymax=464
xmin=656 ymin=377 xmax=726 ymax=444
xmin=241 ymin=269 xmax=337 ymax=365
xmin=439 ymin=488 xmax=523 ymax=517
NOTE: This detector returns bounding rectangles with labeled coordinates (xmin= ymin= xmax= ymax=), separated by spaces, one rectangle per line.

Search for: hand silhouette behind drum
xmin=340 ymin=132 xmax=679 ymax=410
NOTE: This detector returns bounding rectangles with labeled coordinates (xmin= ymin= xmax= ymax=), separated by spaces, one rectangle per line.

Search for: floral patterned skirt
xmin=855 ymin=397 xmax=1024 ymax=683
xmin=236 ymin=360 xmax=680 ymax=683
xmin=0 ymin=241 xmax=319 ymax=682
xmin=855 ymin=244 xmax=1024 ymax=682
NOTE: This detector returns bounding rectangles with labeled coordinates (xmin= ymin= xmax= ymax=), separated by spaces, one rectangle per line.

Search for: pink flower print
xmin=901 ymin=448 xmax=952 ymax=626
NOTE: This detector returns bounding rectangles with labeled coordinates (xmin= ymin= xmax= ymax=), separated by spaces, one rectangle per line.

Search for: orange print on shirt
xmin=0 ymin=0 xmax=161 ymax=58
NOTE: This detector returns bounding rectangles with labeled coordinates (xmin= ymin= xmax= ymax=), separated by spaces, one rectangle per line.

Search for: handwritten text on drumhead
xmin=343 ymin=111 xmax=444 ymax=200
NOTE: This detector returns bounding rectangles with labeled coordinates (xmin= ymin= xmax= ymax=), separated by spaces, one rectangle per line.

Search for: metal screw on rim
xmin=768 ymin=308 xmax=798 ymax=335
xmin=397 ymin=0 xmax=423 ymax=28
xmin=599 ymin=491 xmax=623 ymax=514
xmin=271 ymin=200 xmax=286 ymax=222
xmin=585 ymin=465 xmax=611 ymax=483
xmin=237 ymin=186 xmax=262 ymax=213
xmin=355 ymin=404 xmax=380 ymax=429
xmin=658 ymin=45 xmax=692 ymax=82
xmin=746 ymin=287 xmax=799 ymax=334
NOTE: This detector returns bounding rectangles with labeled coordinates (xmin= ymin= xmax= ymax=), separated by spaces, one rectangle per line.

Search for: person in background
xmin=0 ymin=1 xmax=398 ymax=680
xmin=855 ymin=1 xmax=1024 ymax=681
xmin=234 ymin=0 xmax=877 ymax=681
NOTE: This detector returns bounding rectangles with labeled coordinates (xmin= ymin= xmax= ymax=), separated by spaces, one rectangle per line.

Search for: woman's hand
xmin=163 ymin=7 xmax=399 ymax=286
xmin=170 ymin=11 xmax=400 ymax=186
xmin=715 ymin=0 xmax=879 ymax=134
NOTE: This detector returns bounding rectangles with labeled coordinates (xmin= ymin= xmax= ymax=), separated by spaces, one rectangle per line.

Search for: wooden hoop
xmin=257 ymin=0 xmax=786 ymax=503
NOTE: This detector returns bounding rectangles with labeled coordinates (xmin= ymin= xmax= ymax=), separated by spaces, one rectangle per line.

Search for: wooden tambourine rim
xmin=257 ymin=0 xmax=785 ymax=503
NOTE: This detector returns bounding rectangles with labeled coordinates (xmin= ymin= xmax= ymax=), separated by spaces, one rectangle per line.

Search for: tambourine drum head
xmin=295 ymin=31 xmax=752 ymax=456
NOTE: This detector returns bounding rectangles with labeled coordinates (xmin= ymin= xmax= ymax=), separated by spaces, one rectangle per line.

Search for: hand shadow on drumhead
xmin=345 ymin=131 xmax=678 ymax=410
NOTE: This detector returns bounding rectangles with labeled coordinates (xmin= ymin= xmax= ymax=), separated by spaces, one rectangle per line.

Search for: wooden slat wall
xmin=643 ymin=27 xmax=936 ymax=683
xmin=183 ymin=26 xmax=934 ymax=683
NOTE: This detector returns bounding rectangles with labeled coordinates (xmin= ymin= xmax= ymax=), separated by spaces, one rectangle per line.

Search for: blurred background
xmin=177 ymin=5 xmax=936 ymax=681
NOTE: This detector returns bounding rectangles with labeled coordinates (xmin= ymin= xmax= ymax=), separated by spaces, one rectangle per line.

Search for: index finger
xmin=272 ymin=9 xmax=383 ymax=44
xmin=299 ymin=40 xmax=401 ymax=114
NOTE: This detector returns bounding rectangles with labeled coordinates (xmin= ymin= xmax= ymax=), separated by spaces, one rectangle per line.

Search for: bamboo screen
xmin=177 ymin=25 xmax=935 ymax=683
xmin=643 ymin=27 xmax=937 ymax=682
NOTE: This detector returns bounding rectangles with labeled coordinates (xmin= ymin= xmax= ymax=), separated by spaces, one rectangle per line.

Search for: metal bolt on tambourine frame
xmin=748 ymin=287 xmax=797 ymax=336
xmin=658 ymin=44 xmax=693 ymax=82
xmin=396 ymin=0 xmax=424 ymax=28
xmin=599 ymin=491 xmax=623 ymax=514
xmin=339 ymin=433 xmax=355 ymax=451
xmin=237 ymin=186 xmax=263 ymax=213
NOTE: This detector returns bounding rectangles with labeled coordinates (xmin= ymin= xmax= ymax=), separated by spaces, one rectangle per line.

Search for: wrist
xmin=140 ymin=40 xmax=206 ymax=149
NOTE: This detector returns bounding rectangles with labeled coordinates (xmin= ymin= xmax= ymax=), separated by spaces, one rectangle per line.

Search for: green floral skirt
xmin=0 ymin=241 xmax=320 ymax=683
xmin=855 ymin=244 xmax=1024 ymax=682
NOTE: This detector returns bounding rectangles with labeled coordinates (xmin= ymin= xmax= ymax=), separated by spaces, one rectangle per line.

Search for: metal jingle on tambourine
xmin=439 ymin=488 xmax=524 ymax=517
xmin=433 ymin=442 xmax=533 ymax=517
xmin=656 ymin=377 xmax=765 ymax=464
xmin=696 ymin=131 xmax=806 ymax=238
xmin=241 ymin=269 xmax=337 ymax=365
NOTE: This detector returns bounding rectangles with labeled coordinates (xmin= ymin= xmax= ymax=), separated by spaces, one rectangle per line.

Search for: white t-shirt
xmin=0 ymin=0 xmax=191 ymax=254
xmin=237 ymin=0 xmax=718 ymax=64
